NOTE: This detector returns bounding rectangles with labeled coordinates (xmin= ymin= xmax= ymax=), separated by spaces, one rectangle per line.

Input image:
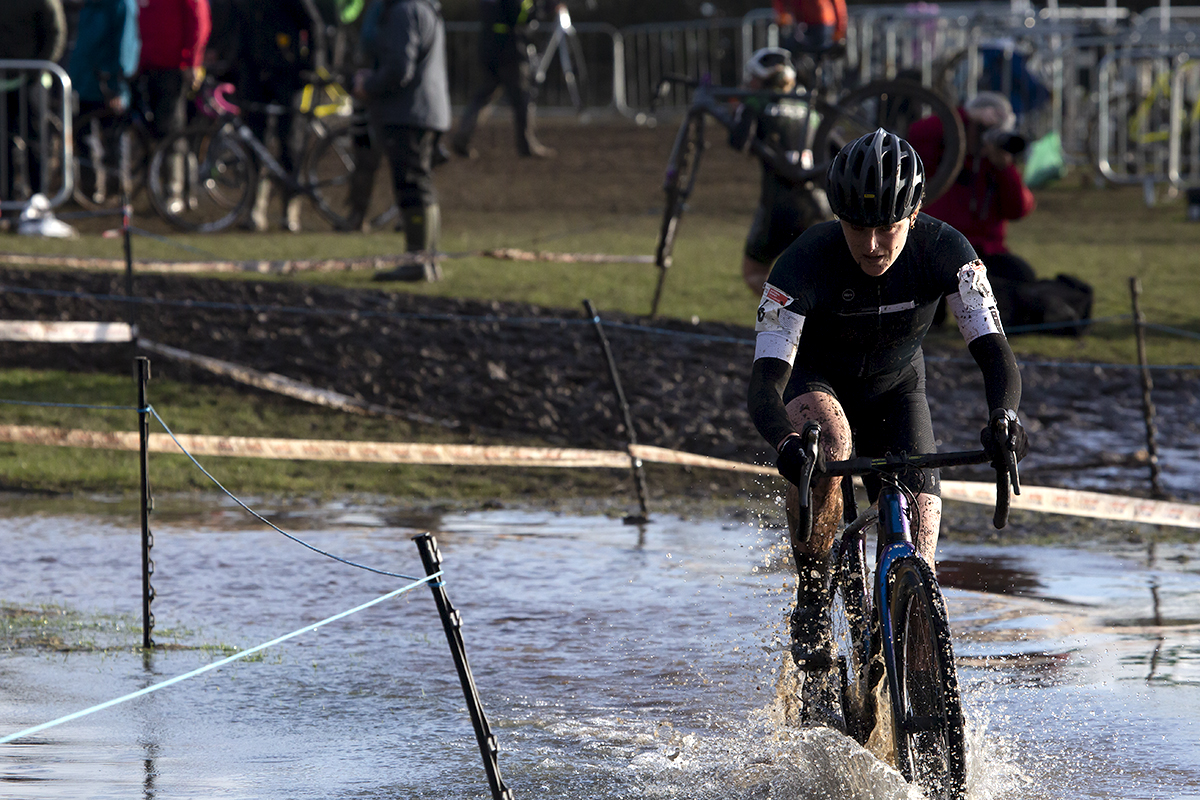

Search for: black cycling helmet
xmin=825 ymin=128 xmax=925 ymax=227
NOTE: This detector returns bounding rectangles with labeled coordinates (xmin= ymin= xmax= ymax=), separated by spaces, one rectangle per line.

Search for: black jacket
xmin=364 ymin=0 xmax=451 ymax=131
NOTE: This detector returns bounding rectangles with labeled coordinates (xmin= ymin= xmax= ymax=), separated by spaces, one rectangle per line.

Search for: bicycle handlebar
xmin=793 ymin=416 xmax=1020 ymax=532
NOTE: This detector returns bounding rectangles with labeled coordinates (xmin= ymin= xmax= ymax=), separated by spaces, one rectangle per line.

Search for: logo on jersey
xmin=841 ymin=289 xmax=855 ymax=301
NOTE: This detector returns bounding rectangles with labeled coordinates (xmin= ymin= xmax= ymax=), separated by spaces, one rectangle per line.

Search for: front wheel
xmin=303 ymin=121 xmax=398 ymax=231
xmin=147 ymin=125 xmax=255 ymax=232
xmin=831 ymin=517 xmax=873 ymax=744
xmin=813 ymin=79 xmax=966 ymax=203
xmin=884 ymin=556 xmax=967 ymax=800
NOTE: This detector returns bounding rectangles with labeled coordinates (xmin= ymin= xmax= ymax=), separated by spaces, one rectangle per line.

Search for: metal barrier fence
xmin=441 ymin=4 xmax=1200 ymax=193
xmin=0 ymin=60 xmax=73 ymax=212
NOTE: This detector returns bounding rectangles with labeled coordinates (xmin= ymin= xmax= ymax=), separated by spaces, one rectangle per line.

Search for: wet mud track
xmin=2 ymin=267 xmax=1197 ymax=504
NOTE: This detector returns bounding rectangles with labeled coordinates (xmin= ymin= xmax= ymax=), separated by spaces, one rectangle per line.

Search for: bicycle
xmin=648 ymin=73 xmax=966 ymax=316
xmin=526 ymin=2 xmax=588 ymax=114
xmin=785 ymin=413 xmax=1020 ymax=800
xmin=146 ymin=79 xmax=357 ymax=233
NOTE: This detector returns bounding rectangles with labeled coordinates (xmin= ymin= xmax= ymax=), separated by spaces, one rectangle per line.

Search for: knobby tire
xmin=303 ymin=121 xmax=398 ymax=231
xmin=885 ymin=555 xmax=967 ymax=800
xmin=148 ymin=125 xmax=255 ymax=232
xmin=813 ymin=79 xmax=966 ymax=203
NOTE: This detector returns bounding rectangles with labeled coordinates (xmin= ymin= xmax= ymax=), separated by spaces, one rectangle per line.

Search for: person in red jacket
xmin=908 ymin=91 xmax=1037 ymax=287
xmin=137 ymin=0 xmax=212 ymax=140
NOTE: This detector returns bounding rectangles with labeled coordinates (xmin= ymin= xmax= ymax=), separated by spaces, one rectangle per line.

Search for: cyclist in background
xmin=729 ymin=47 xmax=832 ymax=296
xmin=746 ymin=128 xmax=1028 ymax=670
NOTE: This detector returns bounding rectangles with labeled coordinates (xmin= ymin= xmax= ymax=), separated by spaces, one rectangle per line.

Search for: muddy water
xmin=0 ymin=503 xmax=1198 ymax=799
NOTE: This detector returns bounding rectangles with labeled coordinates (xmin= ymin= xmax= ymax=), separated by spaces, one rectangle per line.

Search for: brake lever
xmin=796 ymin=421 xmax=821 ymax=512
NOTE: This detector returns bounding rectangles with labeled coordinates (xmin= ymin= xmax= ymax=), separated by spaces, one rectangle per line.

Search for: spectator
xmin=67 ymin=0 xmax=142 ymax=116
xmin=0 ymin=0 xmax=68 ymax=203
xmin=727 ymin=47 xmax=832 ymax=296
xmin=354 ymin=0 xmax=450 ymax=281
xmin=773 ymin=0 xmax=847 ymax=58
xmin=229 ymin=0 xmax=319 ymax=232
xmin=908 ymin=91 xmax=1037 ymax=292
xmin=449 ymin=0 xmax=556 ymax=159
xmin=136 ymin=0 xmax=212 ymax=141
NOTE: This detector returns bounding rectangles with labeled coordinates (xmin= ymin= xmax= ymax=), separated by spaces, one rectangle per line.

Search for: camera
xmin=983 ymin=127 xmax=1028 ymax=155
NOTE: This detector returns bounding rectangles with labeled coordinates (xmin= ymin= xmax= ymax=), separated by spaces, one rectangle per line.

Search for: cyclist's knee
xmin=785 ymin=392 xmax=850 ymax=460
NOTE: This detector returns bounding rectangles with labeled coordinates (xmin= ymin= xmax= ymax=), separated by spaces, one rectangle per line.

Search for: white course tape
xmin=941 ymin=480 xmax=1200 ymax=529
xmin=0 ymin=320 xmax=133 ymax=343
xmin=0 ymin=424 xmax=768 ymax=473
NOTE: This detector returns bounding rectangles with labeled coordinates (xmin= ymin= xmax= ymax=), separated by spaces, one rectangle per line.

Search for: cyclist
xmin=728 ymin=47 xmax=832 ymax=296
xmin=746 ymin=128 xmax=1028 ymax=670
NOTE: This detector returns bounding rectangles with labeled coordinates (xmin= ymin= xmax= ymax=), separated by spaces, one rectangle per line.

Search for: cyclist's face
xmin=839 ymin=214 xmax=915 ymax=277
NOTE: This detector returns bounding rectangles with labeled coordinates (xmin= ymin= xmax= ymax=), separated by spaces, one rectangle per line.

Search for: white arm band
xmin=946 ymin=260 xmax=1005 ymax=344
xmin=754 ymin=284 xmax=804 ymax=364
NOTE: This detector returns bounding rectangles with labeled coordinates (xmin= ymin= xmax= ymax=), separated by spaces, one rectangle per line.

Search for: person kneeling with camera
xmin=909 ymin=91 xmax=1035 ymax=290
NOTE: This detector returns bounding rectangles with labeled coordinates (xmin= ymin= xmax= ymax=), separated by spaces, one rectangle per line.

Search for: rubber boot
xmin=790 ymin=553 xmax=833 ymax=671
xmin=373 ymin=204 xmax=442 ymax=282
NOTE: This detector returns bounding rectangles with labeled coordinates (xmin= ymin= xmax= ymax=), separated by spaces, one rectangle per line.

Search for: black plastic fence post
xmin=413 ymin=533 xmax=513 ymax=800
xmin=1129 ymin=277 xmax=1167 ymax=499
xmin=123 ymin=193 xmax=136 ymax=332
xmin=136 ymin=356 xmax=155 ymax=648
xmin=582 ymin=299 xmax=651 ymax=524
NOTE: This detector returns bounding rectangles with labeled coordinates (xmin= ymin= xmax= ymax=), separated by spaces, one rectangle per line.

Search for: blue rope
xmin=0 ymin=574 xmax=440 ymax=746
xmin=127 ymin=226 xmax=225 ymax=260
xmin=0 ymin=398 xmax=141 ymax=411
xmin=147 ymin=405 xmax=421 ymax=581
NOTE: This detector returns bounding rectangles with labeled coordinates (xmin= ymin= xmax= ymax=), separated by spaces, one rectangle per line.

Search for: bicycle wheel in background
xmin=830 ymin=514 xmax=874 ymax=744
xmin=654 ymin=111 xmax=706 ymax=271
xmin=303 ymin=122 xmax=398 ymax=232
xmin=147 ymin=125 xmax=255 ymax=232
xmin=813 ymin=79 xmax=966 ymax=203
xmin=885 ymin=555 xmax=967 ymax=800
xmin=74 ymin=111 xmax=151 ymax=210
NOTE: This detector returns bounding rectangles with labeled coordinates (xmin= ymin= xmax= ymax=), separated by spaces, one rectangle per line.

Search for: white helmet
xmin=743 ymin=47 xmax=797 ymax=90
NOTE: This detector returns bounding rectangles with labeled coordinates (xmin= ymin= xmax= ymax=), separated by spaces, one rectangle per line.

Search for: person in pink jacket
xmin=137 ymin=0 xmax=211 ymax=140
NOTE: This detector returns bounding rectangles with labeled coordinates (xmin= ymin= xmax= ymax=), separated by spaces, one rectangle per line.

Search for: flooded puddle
xmin=1 ymin=502 xmax=1198 ymax=799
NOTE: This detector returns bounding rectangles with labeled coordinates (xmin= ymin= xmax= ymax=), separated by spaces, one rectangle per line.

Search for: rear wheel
xmin=147 ymin=124 xmax=255 ymax=232
xmin=813 ymin=79 xmax=966 ymax=202
xmin=885 ymin=556 xmax=967 ymax=800
xmin=304 ymin=120 xmax=398 ymax=231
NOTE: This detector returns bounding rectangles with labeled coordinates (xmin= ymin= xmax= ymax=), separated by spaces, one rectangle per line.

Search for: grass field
xmin=1 ymin=125 xmax=1197 ymax=504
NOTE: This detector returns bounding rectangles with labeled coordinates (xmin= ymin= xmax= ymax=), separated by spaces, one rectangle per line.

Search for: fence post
xmin=123 ymin=192 xmax=135 ymax=332
xmin=1129 ymin=277 xmax=1167 ymax=498
xmin=582 ymin=299 xmax=651 ymax=524
xmin=136 ymin=356 xmax=156 ymax=647
xmin=412 ymin=533 xmax=514 ymax=800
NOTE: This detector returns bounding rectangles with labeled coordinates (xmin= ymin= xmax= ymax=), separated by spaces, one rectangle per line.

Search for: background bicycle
xmin=145 ymin=78 xmax=368 ymax=233
xmin=648 ymin=72 xmax=966 ymax=316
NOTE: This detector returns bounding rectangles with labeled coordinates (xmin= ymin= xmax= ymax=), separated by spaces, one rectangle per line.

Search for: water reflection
xmin=0 ymin=505 xmax=1197 ymax=799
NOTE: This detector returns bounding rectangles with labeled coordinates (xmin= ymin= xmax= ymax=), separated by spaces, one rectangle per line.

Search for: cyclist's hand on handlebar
xmin=981 ymin=408 xmax=1029 ymax=464
xmin=776 ymin=434 xmax=809 ymax=486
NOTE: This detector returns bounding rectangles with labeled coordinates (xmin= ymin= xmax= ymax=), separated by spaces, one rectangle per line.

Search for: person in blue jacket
xmin=67 ymin=0 xmax=141 ymax=115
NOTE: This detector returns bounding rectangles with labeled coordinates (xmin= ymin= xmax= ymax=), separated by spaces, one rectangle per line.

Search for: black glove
xmin=776 ymin=433 xmax=810 ymax=486
xmin=981 ymin=409 xmax=1029 ymax=464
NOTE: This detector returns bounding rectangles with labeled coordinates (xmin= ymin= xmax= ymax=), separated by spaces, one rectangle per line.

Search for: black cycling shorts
xmin=783 ymin=357 xmax=941 ymax=500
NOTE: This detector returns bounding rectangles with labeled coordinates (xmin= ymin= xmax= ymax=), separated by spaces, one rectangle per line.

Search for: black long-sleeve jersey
xmin=748 ymin=214 xmax=1022 ymax=451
